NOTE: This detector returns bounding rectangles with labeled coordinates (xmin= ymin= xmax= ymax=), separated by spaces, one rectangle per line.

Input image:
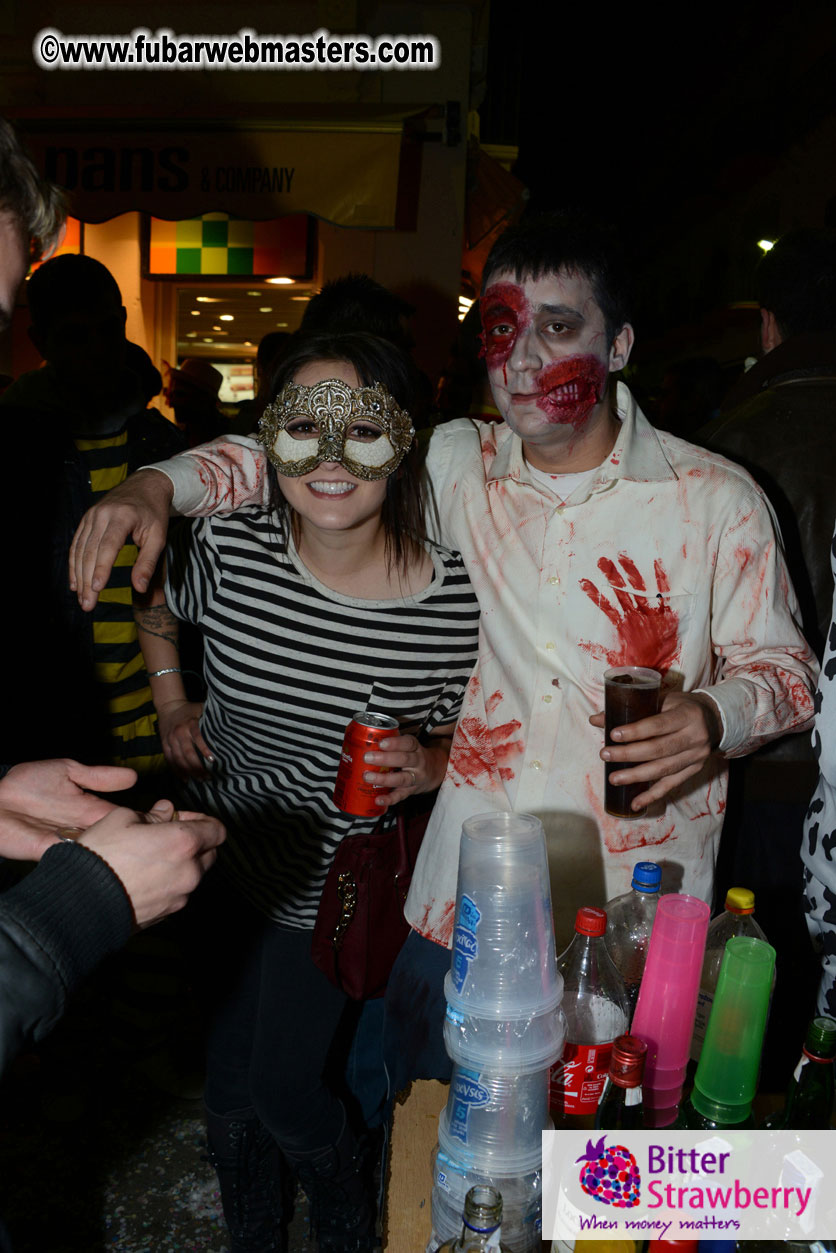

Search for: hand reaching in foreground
xmin=0 ymin=759 xmax=138 ymax=862
xmin=69 ymin=468 xmax=174 ymax=611
xmin=78 ymin=799 xmax=225 ymax=929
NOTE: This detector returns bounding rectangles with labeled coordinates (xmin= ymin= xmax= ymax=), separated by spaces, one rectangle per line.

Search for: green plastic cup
xmin=689 ymin=935 xmax=776 ymax=1126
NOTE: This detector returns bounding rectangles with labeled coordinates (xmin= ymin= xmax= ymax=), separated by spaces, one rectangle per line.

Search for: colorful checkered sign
xmin=147 ymin=212 xmax=308 ymax=278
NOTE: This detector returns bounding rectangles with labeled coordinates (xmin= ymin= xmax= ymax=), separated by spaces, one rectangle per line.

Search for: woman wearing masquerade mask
xmin=134 ymin=331 xmax=480 ymax=1252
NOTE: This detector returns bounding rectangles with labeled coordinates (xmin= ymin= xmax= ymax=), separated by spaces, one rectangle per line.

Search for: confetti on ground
xmin=0 ymin=953 xmax=311 ymax=1251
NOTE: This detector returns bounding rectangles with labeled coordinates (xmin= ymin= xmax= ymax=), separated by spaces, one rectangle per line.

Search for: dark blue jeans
xmin=201 ymin=890 xmax=351 ymax=1156
xmin=381 ymin=928 xmax=452 ymax=1096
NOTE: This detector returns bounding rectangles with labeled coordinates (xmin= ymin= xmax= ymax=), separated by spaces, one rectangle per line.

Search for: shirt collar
xmin=486 ymin=382 xmax=679 ymax=489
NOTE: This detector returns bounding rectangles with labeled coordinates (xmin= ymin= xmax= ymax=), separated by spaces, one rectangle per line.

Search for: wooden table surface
xmin=384 ymin=1080 xmax=447 ymax=1252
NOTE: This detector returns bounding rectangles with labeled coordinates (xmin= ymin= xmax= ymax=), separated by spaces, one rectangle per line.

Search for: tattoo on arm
xmin=134 ymin=603 xmax=180 ymax=646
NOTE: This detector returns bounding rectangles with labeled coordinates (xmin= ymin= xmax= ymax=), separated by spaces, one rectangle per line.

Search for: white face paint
xmin=258 ymin=366 xmax=415 ymax=481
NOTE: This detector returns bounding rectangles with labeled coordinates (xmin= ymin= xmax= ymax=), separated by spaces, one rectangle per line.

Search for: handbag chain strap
xmin=332 ymin=870 xmax=358 ymax=950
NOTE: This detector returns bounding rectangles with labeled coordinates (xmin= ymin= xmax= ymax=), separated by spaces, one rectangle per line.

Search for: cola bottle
xmin=549 ymin=907 xmax=629 ymax=1127
xmin=594 ymin=1032 xmax=647 ymax=1131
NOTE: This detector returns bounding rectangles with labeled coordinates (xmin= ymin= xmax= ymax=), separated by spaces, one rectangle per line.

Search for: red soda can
xmin=333 ymin=711 xmax=399 ymax=817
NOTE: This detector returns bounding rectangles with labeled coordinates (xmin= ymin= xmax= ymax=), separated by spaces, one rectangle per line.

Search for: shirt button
xmin=544 ymin=641 xmax=555 ymax=651
xmin=548 ymin=576 xmax=559 ymax=586
xmin=542 ymin=694 xmax=552 ymax=703
xmin=530 ymin=760 xmax=542 ymax=770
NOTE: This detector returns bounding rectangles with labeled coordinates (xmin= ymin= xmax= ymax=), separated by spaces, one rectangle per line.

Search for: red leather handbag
xmin=311 ymin=796 xmax=433 ymax=1000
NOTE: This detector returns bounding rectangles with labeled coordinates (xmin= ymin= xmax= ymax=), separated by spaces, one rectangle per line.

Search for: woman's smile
xmin=305 ymin=479 xmax=357 ymax=497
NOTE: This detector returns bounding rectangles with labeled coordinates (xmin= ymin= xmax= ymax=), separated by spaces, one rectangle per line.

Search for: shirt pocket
xmin=576 ymin=555 xmax=697 ymax=689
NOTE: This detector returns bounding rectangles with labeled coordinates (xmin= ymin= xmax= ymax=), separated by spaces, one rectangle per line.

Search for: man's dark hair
xmin=0 ymin=119 xmax=65 ymax=261
xmin=301 ymin=274 xmax=415 ymax=351
xmin=265 ymin=330 xmax=425 ymax=573
xmin=482 ymin=212 xmax=632 ymax=344
xmin=756 ymin=229 xmax=836 ymax=339
xmin=26 ymin=253 xmax=122 ymax=333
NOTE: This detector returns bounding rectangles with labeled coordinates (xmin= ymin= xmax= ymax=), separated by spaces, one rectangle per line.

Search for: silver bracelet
xmin=148 ymin=668 xmax=182 ymax=678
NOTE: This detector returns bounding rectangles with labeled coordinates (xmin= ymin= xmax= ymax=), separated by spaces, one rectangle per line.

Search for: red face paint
xmin=479 ymin=282 xmax=530 ymax=369
xmin=534 ymin=354 xmax=608 ymax=428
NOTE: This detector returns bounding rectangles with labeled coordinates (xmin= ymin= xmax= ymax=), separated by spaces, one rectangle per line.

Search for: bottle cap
xmin=608 ymin=1033 xmax=647 ymax=1087
xmin=805 ymin=1015 xmax=836 ymax=1060
xmin=632 ymin=861 xmax=662 ymax=892
xmin=724 ymin=887 xmax=755 ymax=914
xmin=575 ymin=906 xmax=607 ymax=936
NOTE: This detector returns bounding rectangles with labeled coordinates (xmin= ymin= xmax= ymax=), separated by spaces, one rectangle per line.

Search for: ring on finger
xmin=406 ymin=768 xmax=416 ymax=787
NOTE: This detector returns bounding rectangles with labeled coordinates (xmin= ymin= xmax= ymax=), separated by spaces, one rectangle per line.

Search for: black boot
xmin=205 ymin=1106 xmax=288 ymax=1253
xmin=289 ymin=1114 xmax=378 ymax=1253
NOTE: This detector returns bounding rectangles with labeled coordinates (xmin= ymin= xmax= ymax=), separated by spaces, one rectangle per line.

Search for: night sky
xmin=485 ymin=2 xmax=836 ymax=298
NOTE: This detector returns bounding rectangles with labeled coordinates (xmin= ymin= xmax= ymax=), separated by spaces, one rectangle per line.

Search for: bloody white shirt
xmin=153 ymin=383 xmax=817 ymax=949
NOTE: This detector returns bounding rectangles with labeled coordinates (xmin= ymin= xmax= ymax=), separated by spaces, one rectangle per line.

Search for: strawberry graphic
xmin=576 ymin=1135 xmax=640 ymax=1208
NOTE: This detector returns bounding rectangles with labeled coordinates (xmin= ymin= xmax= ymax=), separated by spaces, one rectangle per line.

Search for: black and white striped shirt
xmin=166 ymin=508 xmax=481 ymax=928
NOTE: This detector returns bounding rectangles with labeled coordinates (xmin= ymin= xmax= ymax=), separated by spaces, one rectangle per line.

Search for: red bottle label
xmin=550 ymin=1040 xmax=614 ymax=1116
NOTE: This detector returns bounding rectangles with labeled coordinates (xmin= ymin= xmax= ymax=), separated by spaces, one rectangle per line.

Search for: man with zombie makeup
xmin=69 ymin=215 xmax=818 ymax=1086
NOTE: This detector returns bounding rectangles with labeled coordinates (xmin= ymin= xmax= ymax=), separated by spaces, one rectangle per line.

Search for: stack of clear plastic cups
xmin=428 ymin=813 xmax=566 ymax=1253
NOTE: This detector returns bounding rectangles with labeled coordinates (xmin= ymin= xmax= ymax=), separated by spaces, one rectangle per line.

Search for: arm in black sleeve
xmin=0 ymin=841 xmax=133 ymax=1075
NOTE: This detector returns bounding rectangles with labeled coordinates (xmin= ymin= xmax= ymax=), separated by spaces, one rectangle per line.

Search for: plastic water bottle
xmin=549 ymin=907 xmax=629 ymax=1126
xmin=604 ymin=861 xmax=662 ymax=1022
xmin=690 ymin=887 xmax=771 ymax=1062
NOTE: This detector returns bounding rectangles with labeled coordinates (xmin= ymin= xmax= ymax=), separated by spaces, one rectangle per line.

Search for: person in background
xmin=301 ymin=273 xmax=415 ymax=352
xmin=126 ymin=340 xmax=165 ymax=409
xmin=0 ymin=127 xmax=222 ymax=1196
xmin=0 ymin=117 xmax=63 ymax=334
xmin=699 ymin=230 xmax=836 ymax=1079
xmin=167 ymin=356 xmax=225 ymax=447
xmin=301 ymin=273 xmax=434 ymax=427
xmin=232 ymin=330 xmax=291 ymax=430
xmin=434 ymin=301 xmax=501 ymax=424
xmin=0 ymin=254 xmax=185 ymax=775
xmin=0 ymin=118 xmax=224 ymax=1066
xmin=703 ymin=229 xmax=836 ymax=656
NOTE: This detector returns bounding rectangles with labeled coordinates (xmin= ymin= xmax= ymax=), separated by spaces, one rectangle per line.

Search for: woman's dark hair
xmin=263 ymin=330 xmax=426 ymax=574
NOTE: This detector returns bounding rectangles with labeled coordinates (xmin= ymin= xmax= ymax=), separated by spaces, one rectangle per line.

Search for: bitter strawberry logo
xmin=576 ymin=1136 xmax=641 ymax=1208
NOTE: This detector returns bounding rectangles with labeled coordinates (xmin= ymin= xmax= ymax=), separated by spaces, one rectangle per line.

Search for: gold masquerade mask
xmin=257 ymin=377 xmax=415 ymax=481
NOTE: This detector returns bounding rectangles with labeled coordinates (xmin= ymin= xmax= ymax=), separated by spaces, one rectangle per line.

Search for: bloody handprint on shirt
xmin=579 ymin=555 xmax=680 ymax=676
xmin=448 ymin=688 xmax=525 ymax=788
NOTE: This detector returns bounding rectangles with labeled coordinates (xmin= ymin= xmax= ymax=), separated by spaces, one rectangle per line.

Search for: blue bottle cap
xmin=631 ymin=861 xmax=662 ymax=892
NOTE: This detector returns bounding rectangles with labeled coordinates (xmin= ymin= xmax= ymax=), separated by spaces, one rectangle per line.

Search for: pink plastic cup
xmin=631 ymin=893 xmax=710 ymax=1116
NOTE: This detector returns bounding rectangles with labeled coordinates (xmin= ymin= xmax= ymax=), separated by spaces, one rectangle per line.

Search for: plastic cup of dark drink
xmin=604 ymin=666 xmax=662 ymax=818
